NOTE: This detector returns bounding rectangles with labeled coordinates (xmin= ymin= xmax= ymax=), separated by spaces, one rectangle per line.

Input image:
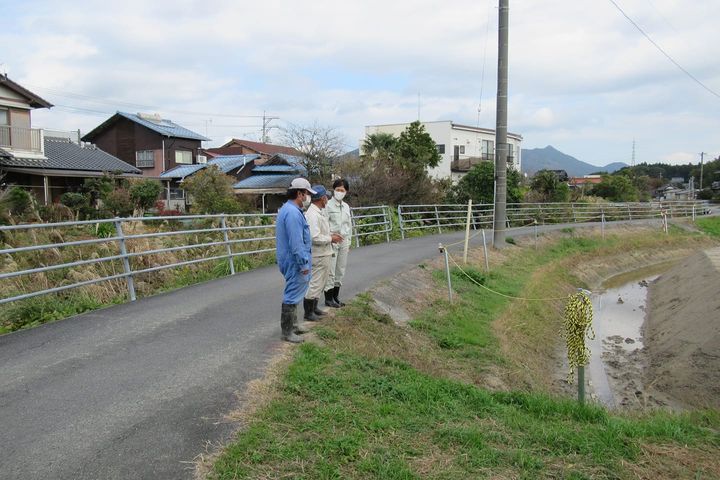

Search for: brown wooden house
xmin=81 ymin=112 xmax=210 ymax=177
xmin=203 ymin=138 xmax=300 ymax=163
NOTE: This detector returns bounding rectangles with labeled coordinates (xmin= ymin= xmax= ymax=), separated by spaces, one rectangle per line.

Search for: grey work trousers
xmin=325 ymin=242 xmax=349 ymax=291
xmin=306 ymin=254 xmax=332 ymax=300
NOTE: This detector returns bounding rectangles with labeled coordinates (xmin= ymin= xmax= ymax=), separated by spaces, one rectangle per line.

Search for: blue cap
xmin=311 ymin=185 xmax=327 ymax=200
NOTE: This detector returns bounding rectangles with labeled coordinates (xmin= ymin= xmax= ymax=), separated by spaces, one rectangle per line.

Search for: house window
xmin=458 ymin=145 xmax=465 ymax=155
xmin=175 ymin=150 xmax=192 ymax=164
xmin=436 ymin=144 xmax=445 ymax=154
xmin=136 ymin=150 xmax=155 ymax=168
xmin=482 ymin=140 xmax=494 ymax=159
xmin=0 ymin=108 xmax=8 ymax=126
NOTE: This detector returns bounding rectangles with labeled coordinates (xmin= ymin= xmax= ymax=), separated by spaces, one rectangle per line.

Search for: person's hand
xmin=331 ymin=233 xmax=343 ymax=244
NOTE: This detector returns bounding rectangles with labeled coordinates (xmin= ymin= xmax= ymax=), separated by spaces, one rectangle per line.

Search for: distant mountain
xmin=521 ymin=146 xmax=627 ymax=177
xmin=602 ymin=162 xmax=628 ymax=173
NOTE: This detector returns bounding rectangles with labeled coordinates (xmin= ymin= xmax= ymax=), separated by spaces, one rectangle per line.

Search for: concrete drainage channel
xmin=588 ymin=249 xmax=720 ymax=410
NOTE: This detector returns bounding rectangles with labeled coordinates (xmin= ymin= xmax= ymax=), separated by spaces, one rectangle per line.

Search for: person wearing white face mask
xmin=324 ymin=178 xmax=353 ymax=308
xmin=275 ymin=177 xmax=316 ymax=343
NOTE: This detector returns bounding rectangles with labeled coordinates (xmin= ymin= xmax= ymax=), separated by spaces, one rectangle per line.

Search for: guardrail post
xmin=114 ymin=219 xmax=136 ymax=302
xmin=601 ymin=212 xmax=606 ymax=240
xmin=627 ymin=204 xmax=632 ymax=220
xmin=692 ymin=204 xmax=696 ymax=221
xmin=221 ymin=215 xmax=235 ymax=275
xmin=383 ymin=206 xmax=391 ymax=243
xmin=350 ymin=213 xmax=360 ymax=248
xmin=434 ymin=205 xmax=442 ymax=234
xmin=398 ymin=205 xmax=405 ymax=240
xmin=572 ymin=203 xmax=577 ymax=223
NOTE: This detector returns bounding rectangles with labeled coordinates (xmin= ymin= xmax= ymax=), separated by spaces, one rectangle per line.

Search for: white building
xmin=363 ymin=120 xmax=523 ymax=182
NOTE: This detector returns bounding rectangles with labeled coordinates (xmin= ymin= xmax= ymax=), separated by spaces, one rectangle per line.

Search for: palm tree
xmin=361 ymin=132 xmax=397 ymax=161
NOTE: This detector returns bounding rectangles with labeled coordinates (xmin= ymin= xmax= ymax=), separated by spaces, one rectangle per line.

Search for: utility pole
xmin=493 ymin=0 xmax=509 ymax=248
xmin=700 ymin=152 xmax=706 ymax=191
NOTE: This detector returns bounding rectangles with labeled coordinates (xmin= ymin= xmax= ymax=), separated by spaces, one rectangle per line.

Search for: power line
xmin=24 ymin=83 xmax=271 ymax=118
xmin=53 ymin=104 xmax=266 ymax=129
xmin=606 ymin=0 xmax=720 ymax=100
xmin=477 ymin=0 xmax=494 ymax=127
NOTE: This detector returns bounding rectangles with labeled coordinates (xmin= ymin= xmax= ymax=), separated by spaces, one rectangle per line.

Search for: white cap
xmin=289 ymin=177 xmax=317 ymax=194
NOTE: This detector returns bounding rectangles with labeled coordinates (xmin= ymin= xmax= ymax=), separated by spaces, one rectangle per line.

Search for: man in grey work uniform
xmin=324 ymin=178 xmax=352 ymax=307
xmin=303 ymin=185 xmax=343 ymax=321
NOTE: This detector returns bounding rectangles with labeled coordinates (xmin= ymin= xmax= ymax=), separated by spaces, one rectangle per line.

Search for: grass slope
xmin=210 ymin=229 xmax=720 ymax=479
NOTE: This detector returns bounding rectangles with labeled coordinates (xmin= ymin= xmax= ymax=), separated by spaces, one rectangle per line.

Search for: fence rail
xmin=396 ymin=200 xmax=710 ymax=238
xmin=0 ymin=201 xmax=711 ymax=306
xmin=0 ymin=207 xmax=394 ymax=306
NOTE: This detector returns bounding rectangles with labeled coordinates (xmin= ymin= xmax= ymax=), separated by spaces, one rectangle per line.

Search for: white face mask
xmin=334 ymin=190 xmax=346 ymax=201
xmin=302 ymin=194 xmax=311 ymax=208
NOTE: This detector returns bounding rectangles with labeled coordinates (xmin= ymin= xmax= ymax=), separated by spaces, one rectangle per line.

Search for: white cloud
xmin=662 ymin=152 xmax=696 ymax=165
xmin=3 ymin=0 xmax=720 ymax=165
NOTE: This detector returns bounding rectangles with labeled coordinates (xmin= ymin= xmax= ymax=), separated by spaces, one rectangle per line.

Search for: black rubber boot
xmin=313 ymin=298 xmax=327 ymax=316
xmin=333 ymin=286 xmax=346 ymax=307
xmin=324 ymin=289 xmax=341 ymax=308
xmin=281 ymin=304 xmax=303 ymax=343
xmin=303 ymin=298 xmax=320 ymax=321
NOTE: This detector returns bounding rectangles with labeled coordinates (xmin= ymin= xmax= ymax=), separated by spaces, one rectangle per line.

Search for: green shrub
xmin=102 ymin=188 xmax=134 ymax=217
xmin=129 ymin=179 xmax=162 ymax=213
xmin=5 ymin=186 xmax=33 ymax=216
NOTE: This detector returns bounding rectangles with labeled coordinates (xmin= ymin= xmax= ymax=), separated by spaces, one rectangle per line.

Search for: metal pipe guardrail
xmin=0 ymin=206 xmax=394 ymax=306
xmin=0 ymin=202 xmax=709 ymax=306
xmin=396 ymin=200 xmax=710 ymax=238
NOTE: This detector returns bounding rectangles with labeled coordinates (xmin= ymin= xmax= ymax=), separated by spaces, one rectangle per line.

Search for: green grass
xmin=696 ymin=216 xmax=720 ymax=237
xmin=0 ymin=293 xmax=125 ymax=333
xmin=212 ymin=342 xmax=719 ymax=479
xmin=211 ymin=231 xmax=720 ymax=479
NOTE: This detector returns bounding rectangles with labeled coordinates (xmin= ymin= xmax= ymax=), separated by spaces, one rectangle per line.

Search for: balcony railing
xmin=0 ymin=125 xmax=43 ymax=153
xmin=451 ymin=154 xmax=494 ymax=172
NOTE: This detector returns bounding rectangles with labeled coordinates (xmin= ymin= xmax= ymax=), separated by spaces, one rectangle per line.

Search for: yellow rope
xmin=442 ymin=219 xmax=538 ymax=249
xmin=443 ymin=230 xmax=483 ymax=248
xmin=446 ymin=252 xmax=570 ymax=301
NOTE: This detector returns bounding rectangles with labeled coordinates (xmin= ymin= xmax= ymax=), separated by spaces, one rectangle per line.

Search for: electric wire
xmin=606 ymin=0 xmax=720 ymax=100
xmin=477 ymin=0 xmax=494 ymax=126
xmin=24 ymin=83 xmax=271 ymax=118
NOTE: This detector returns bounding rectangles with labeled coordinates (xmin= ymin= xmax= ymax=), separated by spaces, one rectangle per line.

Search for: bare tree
xmin=280 ymin=122 xmax=347 ymax=182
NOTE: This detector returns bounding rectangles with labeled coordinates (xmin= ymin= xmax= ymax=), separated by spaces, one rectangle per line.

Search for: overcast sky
xmin=2 ymin=0 xmax=719 ymax=167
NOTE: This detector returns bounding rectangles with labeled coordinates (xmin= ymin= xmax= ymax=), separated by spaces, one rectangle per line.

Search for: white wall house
xmin=363 ymin=121 xmax=523 ymax=182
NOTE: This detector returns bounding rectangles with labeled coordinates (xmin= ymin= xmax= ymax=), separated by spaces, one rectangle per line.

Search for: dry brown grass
xmin=627 ymin=443 xmax=720 ymax=479
xmin=492 ymin=225 xmax=719 ymax=395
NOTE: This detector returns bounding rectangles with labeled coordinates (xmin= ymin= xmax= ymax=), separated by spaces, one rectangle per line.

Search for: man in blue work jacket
xmin=276 ymin=177 xmax=316 ymax=343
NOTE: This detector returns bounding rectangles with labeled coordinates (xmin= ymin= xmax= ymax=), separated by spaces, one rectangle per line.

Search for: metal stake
xmin=463 ymin=199 xmax=472 ymax=264
xmin=481 ymin=229 xmax=489 ymax=272
xmin=439 ymin=243 xmax=453 ymax=303
xmin=114 ymin=219 xmax=136 ymax=302
xmin=601 ymin=212 xmax=606 ymax=240
xmin=578 ymin=366 xmax=585 ymax=404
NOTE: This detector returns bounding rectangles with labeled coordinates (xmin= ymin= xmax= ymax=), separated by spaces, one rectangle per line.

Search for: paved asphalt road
xmin=0 ymin=219 xmax=667 ymax=479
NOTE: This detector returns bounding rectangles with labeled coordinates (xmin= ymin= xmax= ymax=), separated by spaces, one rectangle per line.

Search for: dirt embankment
xmin=645 ymin=247 xmax=720 ymax=409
